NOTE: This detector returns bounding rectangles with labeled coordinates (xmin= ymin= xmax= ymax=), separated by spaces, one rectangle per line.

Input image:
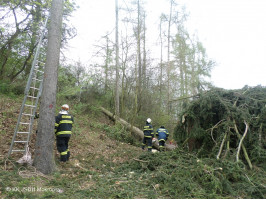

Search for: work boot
xmin=67 ymin=151 xmax=70 ymax=161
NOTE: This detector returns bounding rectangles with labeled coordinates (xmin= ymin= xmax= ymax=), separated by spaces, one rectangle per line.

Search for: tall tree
xmin=159 ymin=14 xmax=165 ymax=106
xmin=115 ymin=0 xmax=120 ymax=117
xmin=171 ymin=24 xmax=215 ymax=114
xmin=104 ymin=35 xmax=112 ymax=93
xmin=34 ymin=0 xmax=64 ymax=174
xmin=136 ymin=0 xmax=143 ymax=113
xmin=166 ymin=0 xmax=174 ymax=114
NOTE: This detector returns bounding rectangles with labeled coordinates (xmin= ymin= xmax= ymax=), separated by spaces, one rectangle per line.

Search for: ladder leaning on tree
xmin=7 ymin=16 xmax=49 ymax=158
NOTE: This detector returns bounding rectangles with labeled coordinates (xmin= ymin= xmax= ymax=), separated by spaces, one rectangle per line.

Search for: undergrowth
xmin=1 ymin=149 xmax=265 ymax=199
xmin=1 ymin=93 xmax=265 ymax=199
xmin=117 ymin=149 xmax=266 ymax=199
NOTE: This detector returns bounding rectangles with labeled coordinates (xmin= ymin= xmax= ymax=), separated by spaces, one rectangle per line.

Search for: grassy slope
xmin=0 ymin=94 xmax=265 ymax=199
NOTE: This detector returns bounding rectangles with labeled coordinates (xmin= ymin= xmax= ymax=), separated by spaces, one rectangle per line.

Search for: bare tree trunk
xmin=142 ymin=13 xmax=146 ymax=90
xmin=115 ymin=0 xmax=120 ymax=117
xmin=159 ymin=15 xmax=163 ymax=106
xmin=34 ymin=0 xmax=64 ymax=174
xmin=120 ymin=32 xmax=129 ymax=117
xmin=137 ymin=0 xmax=142 ymax=113
xmin=167 ymin=0 xmax=173 ymax=114
xmin=104 ymin=35 xmax=109 ymax=94
xmin=141 ymin=12 xmax=147 ymax=114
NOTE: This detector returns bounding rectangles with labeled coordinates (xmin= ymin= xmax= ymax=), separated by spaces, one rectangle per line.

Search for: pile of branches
xmin=174 ymin=85 xmax=266 ymax=169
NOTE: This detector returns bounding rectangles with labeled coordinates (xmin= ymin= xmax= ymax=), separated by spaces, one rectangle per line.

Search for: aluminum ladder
xmin=7 ymin=16 xmax=49 ymax=157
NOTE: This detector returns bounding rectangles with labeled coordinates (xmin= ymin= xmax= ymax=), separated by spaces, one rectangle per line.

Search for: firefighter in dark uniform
xmin=55 ymin=104 xmax=74 ymax=162
xmin=142 ymin=118 xmax=154 ymax=152
xmin=156 ymin=125 xmax=169 ymax=151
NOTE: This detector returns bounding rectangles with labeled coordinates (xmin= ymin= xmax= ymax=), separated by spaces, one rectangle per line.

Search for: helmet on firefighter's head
xmin=146 ymin=118 xmax=152 ymax=123
xmin=61 ymin=104 xmax=69 ymax=111
xmin=59 ymin=104 xmax=69 ymax=114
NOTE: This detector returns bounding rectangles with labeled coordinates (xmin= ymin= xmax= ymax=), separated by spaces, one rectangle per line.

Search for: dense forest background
xmin=0 ymin=0 xmax=215 ymax=132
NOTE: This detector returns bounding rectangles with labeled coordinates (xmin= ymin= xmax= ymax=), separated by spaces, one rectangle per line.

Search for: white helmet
xmin=59 ymin=104 xmax=69 ymax=114
xmin=61 ymin=104 xmax=69 ymax=111
xmin=146 ymin=118 xmax=152 ymax=123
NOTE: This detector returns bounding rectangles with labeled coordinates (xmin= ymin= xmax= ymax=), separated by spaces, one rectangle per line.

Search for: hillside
xmin=0 ymin=94 xmax=265 ymax=199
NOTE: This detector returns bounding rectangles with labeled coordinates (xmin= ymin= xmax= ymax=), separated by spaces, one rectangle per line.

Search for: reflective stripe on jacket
xmin=55 ymin=114 xmax=74 ymax=137
xmin=143 ymin=123 xmax=154 ymax=138
xmin=156 ymin=128 xmax=169 ymax=141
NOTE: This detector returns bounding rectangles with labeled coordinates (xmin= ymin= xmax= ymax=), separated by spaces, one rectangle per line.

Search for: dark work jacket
xmin=143 ymin=123 xmax=154 ymax=138
xmin=156 ymin=128 xmax=169 ymax=141
xmin=55 ymin=113 xmax=74 ymax=137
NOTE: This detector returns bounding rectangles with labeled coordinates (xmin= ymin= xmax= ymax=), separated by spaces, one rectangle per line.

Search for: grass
xmin=0 ymin=93 xmax=265 ymax=199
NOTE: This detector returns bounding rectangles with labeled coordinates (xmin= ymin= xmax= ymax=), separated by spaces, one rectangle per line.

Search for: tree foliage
xmin=174 ymin=85 xmax=266 ymax=169
xmin=0 ymin=0 xmax=77 ymax=82
xmin=78 ymin=1 xmax=215 ymax=132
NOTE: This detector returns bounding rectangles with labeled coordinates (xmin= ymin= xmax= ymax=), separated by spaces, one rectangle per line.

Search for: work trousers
xmin=142 ymin=137 xmax=152 ymax=151
xmin=159 ymin=139 xmax=166 ymax=151
xmin=56 ymin=136 xmax=70 ymax=162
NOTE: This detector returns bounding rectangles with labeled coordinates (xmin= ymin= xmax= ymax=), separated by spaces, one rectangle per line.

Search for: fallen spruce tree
xmin=174 ymin=85 xmax=266 ymax=169
xmin=100 ymin=107 xmax=176 ymax=151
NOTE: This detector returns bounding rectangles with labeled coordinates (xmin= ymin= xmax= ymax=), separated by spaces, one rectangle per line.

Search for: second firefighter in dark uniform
xmin=156 ymin=125 xmax=169 ymax=151
xmin=55 ymin=104 xmax=74 ymax=162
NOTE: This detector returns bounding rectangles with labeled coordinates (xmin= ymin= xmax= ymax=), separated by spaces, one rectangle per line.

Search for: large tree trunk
xmin=100 ymin=107 xmax=176 ymax=151
xmin=34 ymin=0 xmax=64 ymax=174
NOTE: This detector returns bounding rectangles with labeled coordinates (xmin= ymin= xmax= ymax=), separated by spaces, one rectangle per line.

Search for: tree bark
xmin=137 ymin=0 xmax=142 ymax=113
xmin=159 ymin=15 xmax=164 ymax=106
xmin=167 ymin=0 xmax=173 ymax=114
xmin=115 ymin=0 xmax=120 ymax=117
xmin=100 ymin=107 xmax=177 ymax=151
xmin=34 ymin=0 xmax=64 ymax=174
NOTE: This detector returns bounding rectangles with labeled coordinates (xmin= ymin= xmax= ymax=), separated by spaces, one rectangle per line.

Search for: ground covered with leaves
xmin=0 ymin=93 xmax=265 ymax=198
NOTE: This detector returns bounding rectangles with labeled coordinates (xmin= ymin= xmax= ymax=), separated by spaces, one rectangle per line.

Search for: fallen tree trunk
xmin=100 ymin=107 xmax=176 ymax=151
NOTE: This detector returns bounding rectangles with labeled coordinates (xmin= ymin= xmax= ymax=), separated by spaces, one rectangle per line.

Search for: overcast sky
xmin=64 ymin=0 xmax=266 ymax=90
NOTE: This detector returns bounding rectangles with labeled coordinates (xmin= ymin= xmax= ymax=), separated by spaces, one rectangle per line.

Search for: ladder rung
xmin=30 ymin=87 xmax=40 ymax=90
xmin=14 ymin=141 xmax=28 ymax=143
xmin=24 ymin=104 xmax=36 ymax=108
xmin=27 ymin=95 xmax=37 ymax=99
xmin=12 ymin=150 xmax=26 ymax=152
xmin=17 ymin=132 xmax=30 ymax=134
xmin=32 ymin=78 xmax=42 ymax=82
xmin=20 ymin=122 xmax=30 ymax=125
xmin=22 ymin=113 xmax=34 ymax=117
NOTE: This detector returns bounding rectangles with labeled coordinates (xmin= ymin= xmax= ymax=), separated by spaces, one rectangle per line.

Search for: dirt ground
xmin=0 ymin=94 xmax=142 ymax=172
